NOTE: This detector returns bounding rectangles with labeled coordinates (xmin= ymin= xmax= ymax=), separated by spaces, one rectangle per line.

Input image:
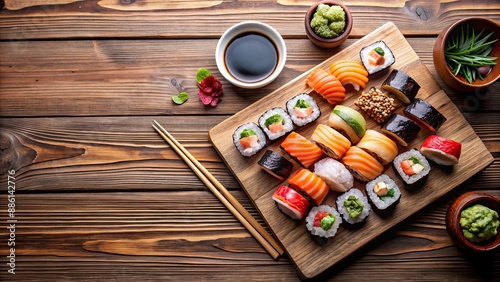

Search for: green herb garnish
xmin=320 ymin=214 xmax=336 ymax=230
xmin=444 ymin=24 xmax=497 ymax=83
xmin=374 ymin=46 xmax=385 ymax=56
xmin=196 ymin=68 xmax=212 ymax=83
xmin=409 ymin=156 xmax=420 ymax=165
xmin=240 ymin=129 xmax=256 ymax=139
xmin=294 ymin=99 xmax=311 ymax=109
xmin=264 ymin=114 xmax=284 ymax=127
xmin=172 ymin=92 xmax=189 ymax=104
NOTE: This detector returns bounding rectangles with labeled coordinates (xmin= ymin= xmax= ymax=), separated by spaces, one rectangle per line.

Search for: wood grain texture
xmin=209 ymin=22 xmax=494 ymax=279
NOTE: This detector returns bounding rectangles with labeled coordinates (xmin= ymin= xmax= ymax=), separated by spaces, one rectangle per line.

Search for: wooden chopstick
xmin=152 ymin=120 xmax=284 ymax=259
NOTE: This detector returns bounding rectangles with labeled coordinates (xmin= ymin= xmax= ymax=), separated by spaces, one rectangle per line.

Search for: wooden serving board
xmin=208 ymin=22 xmax=494 ymax=279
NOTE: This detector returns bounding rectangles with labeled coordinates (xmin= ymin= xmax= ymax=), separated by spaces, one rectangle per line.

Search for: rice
xmin=285 ymin=93 xmax=321 ymax=127
xmin=313 ymin=158 xmax=353 ymax=192
xmin=258 ymin=107 xmax=294 ymax=140
xmin=305 ymin=205 xmax=342 ymax=238
xmin=336 ymin=188 xmax=371 ymax=224
xmin=365 ymin=174 xmax=401 ymax=212
xmin=359 ymin=41 xmax=395 ymax=75
xmin=232 ymin=122 xmax=267 ymax=157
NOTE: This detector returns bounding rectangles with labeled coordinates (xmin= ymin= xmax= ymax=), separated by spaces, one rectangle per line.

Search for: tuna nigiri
xmin=329 ymin=60 xmax=369 ymax=91
xmin=280 ymin=131 xmax=323 ymax=168
xmin=356 ymin=129 xmax=398 ymax=165
xmin=272 ymin=185 xmax=310 ymax=220
xmin=420 ymin=135 xmax=461 ymax=166
xmin=305 ymin=68 xmax=346 ymax=105
xmin=310 ymin=124 xmax=351 ymax=160
xmin=287 ymin=168 xmax=329 ymax=205
xmin=342 ymin=146 xmax=384 ymax=182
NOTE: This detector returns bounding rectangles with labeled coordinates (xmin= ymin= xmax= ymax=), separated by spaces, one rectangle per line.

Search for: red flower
xmin=198 ymin=75 xmax=223 ymax=106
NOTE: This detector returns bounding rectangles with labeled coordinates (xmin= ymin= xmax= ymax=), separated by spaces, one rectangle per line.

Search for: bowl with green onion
xmin=433 ymin=17 xmax=499 ymax=92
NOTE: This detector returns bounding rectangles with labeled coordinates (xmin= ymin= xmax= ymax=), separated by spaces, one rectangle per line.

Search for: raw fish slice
xmin=329 ymin=60 xmax=369 ymax=90
xmin=280 ymin=131 xmax=323 ymax=168
xmin=305 ymin=68 xmax=346 ymax=105
xmin=356 ymin=129 xmax=398 ymax=165
xmin=342 ymin=146 xmax=384 ymax=182
xmin=272 ymin=185 xmax=310 ymax=220
xmin=287 ymin=168 xmax=329 ymax=205
xmin=310 ymin=124 xmax=351 ymax=160
xmin=420 ymin=135 xmax=461 ymax=166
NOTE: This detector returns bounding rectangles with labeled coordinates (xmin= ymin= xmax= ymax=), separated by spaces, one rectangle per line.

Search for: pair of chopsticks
xmin=152 ymin=120 xmax=284 ymax=259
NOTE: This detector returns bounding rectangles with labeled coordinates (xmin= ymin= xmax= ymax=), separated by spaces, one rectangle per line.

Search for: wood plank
xmin=1 ymin=38 xmax=499 ymax=117
xmin=209 ymin=22 xmax=495 ymax=279
xmin=1 ymin=0 xmax=499 ymax=39
xmin=0 ymin=190 xmax=498 ymax=281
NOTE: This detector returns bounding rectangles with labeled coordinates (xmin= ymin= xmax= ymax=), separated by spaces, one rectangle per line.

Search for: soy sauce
xmin=224 ymin=32 xmax=278 ymax=83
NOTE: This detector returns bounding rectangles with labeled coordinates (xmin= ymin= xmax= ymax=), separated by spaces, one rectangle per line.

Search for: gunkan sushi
xmin=305 ymin=205 xmax=342 ymax=239
xmin=365 ymin=174 xmax=401 ymax=215
xmin=258 ymin=150 xmax=294 ymax=181
xmin=381 ymin=114 xmax=420 ymax=147
xmin=272 ymin=185 xmax=310 ymax=220
xmin=381 ymin=69 xmax=420 ymax=105
xmin=336 ymin=188 xmax=371 ymax=226
xmin=280 ymin=131 xmax=324 ymax=168
xmin=258 ymin=107 xmax=293 ymax=140
xmin=393 ymin=149 xmax=430 ymax=189
xmin=286 ymin=93 xmax=321 ymax=127
xmin=232 ymin=122 xmax=267 ymax=157
xmin=359 ymin=40 xmax=395 ymax=75
xmin=313 ymin=157 xmax=353 ymax=192
xmin=404 ymin=98 xmax=447 ymax=133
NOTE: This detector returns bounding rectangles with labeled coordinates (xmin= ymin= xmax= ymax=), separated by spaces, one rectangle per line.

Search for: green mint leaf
xmin=196 ymin=68 xmax=212 ymax=83
xmin=172 ymin=92 xmax=189 ymax=105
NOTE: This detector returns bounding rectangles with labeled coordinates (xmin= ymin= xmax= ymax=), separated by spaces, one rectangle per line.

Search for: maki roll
xmin=359 ymin=40 xmax=395 ymax=75
xmin=356 ymin=129 xmax=399 ymax=165
xmin=258 ymin=150 xmax=294 ymax=181
xmin=258 ymin=107 xmax=293 ymax=140
xmin=342 ymin=146 xmax=384 ymax=182
xmin=381 ymin=69 xmax=420 ymax=104
xmin=329 ymin=59 xmax=370 ymax=91
xmin=232 ymin=122 xmax=267 ymax=157
xmin=313 ymin=157 xmax=353 ymax=192
xmin=336 ymin=188 xmax=371 ymax=226
xmin=288 ymin=168 xmax=329 ymax=205
xmin=365 ymin=174 xmax=401 ymax=215
xmin=305 ymin=205 xmax=342 ymax=239
xmin=328 ymin=105 xmax=367 ymax=144
xmin=310 ymin=124 xmax=351 ymax=160
xmin=281 ymin=131 xmax=324 ymax=168
xmin=393 ymin=149 xmax=430 ymax=189
xmin=420 ymin=135 xmax=462 ymax=166
xmin=404 ymin=98 xmax=447 ymax=133
xmin=272 ymin=185 xmax=310 ymax=220
xmin=286 ymin=93 xmax=321 ymax=127
xmin=381 ymin=114 xmax=420 ymax=147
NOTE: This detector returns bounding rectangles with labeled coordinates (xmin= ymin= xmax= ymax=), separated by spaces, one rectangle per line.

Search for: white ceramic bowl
xmin=215 ymin=21 xmax=287 ymax=89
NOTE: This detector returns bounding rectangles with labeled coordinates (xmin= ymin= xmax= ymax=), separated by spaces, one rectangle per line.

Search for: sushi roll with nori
xmin=336 ymin=188 xmax=371 ymax=226
xmin=393 ymin=149 xmax=430 ymax=189
xmin=313 ymin=157 xmax=353 ymax=192
xmin=381 ymin=114 xmax=420 ymax=147
xmin=272 ymin=185 xmax=310 ymax=220
xmin=381 ymin=69 xmax=420 ymax=104
xmin=286 ymin=93 xmax=321 ymax=127
xmin=404 ymin=98 xmax=447 ymax=133
xmin=305 ymin=205 xmax=342 ymax=239
xmin=359 ymin=41 xmax=395 ymax=75
xmin=366 ymin=174 xmax=401 ymax=215
xmin=232 ymin=122 xmax=267 ymax=157
xmin=258 ymin=150 xmax=294 ymax=181
xmin=258 ymin=107 xmax=294 ymax=140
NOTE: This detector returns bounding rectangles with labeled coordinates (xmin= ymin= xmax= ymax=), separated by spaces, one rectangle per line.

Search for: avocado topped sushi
xmin=258 ymin=107 xmax=293 ymax=140
xmin=233 ymin=122 xmax=267 ymax=157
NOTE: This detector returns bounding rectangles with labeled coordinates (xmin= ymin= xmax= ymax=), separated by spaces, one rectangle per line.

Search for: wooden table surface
xmin=1 ymin=1 xmax=499 ymax=281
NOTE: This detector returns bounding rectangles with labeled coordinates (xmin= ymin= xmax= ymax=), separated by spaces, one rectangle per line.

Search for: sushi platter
xmin=208 ymin=22 xmax=494 ymax=279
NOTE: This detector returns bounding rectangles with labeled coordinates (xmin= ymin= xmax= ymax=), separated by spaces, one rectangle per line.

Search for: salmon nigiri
xmin=329 ymin=60 xmax=369 ymax=91
xmin=356 ymin=129 xmax=398 ymax=165
xmin=342 ymin=146 xmax=384 ymax=182
xmin=305 ymin=68 xmax=346 ymax=105
xmin=287 ymin=168 xmax=329 ymax=205
xmin=310 ymin=124 xmax=351 ymax=160
xmin=280 ymin=131 xmax=323 ymax=168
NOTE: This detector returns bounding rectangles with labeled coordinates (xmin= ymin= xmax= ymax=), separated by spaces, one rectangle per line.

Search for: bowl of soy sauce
xmin=215 ymin=21 xmax=287 ymax=89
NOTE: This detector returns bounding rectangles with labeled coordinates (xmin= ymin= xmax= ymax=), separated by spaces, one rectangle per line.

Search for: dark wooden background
xmin=1 ymin=0 xmax=499 ymax=281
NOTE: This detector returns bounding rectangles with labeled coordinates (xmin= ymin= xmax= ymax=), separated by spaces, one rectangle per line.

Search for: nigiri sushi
xmin=342 ymin=146 xmax=384 ymax=182
xmin=381 ymin=114 xmax=420 ymax=147
xmin=305 ymin=68 xmax=346 ymax=105
xmin=313 ymin=157 xmax=353 ymax=192
xmin=286 ymin=93 xmax=321 ymax=127
xmin=272 ymin=185 xmax=310 ymax=220
xmin=287 ymin=168 xmax=329 ymax=205
xmin=310 ymin=124 xmax=351 ymax=160
xmin=420 ymin=135 xmax=462 ymax=166
xmin=328 ymin=105 xmax=367 ymax=144
xmin=356 ymin=129 xmax=398 ymax=165
xmin=329 ymin=59 xmax=369 ymax=91
xmin=280 ymin=131 xmax=323 ymax=168
xmin=258 ymin=107 xmax=294 ymax=140
xmin=232 ymin=122 xmax=267 ymax=157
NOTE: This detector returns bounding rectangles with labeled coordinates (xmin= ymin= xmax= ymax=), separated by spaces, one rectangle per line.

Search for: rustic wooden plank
xmin=1 ymin=38 xmax=499 ymax=117
xmin=1 ymin=0 xmax=499 ymax=40
xmin=0 ymin=190 xmax=498 ymax=281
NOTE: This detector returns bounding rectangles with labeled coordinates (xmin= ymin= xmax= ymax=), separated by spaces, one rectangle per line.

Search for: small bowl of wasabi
xmin=446 ymin=191 xmax=500 ymax=253
xmin=304 ymin=0 xmax=353 ymax=49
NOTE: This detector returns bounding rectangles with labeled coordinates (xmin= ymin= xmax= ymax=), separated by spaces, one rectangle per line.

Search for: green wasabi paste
xmin=310 ymin=3 xmax=346 ymax=39
xmin=320 ymin=214 xmax=336 ymax=230
xmin=294 ymin=99 xmax=311 ymax=109
xmin=264 ymin=114 xmax=284 ymax=127
xmin=460 ymin=204 xmax=499 ymax=243
xmin=239 ymin=129 xmax=256 ymax=139
xmin=344 ymin=195 xmax=364 ymax=218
